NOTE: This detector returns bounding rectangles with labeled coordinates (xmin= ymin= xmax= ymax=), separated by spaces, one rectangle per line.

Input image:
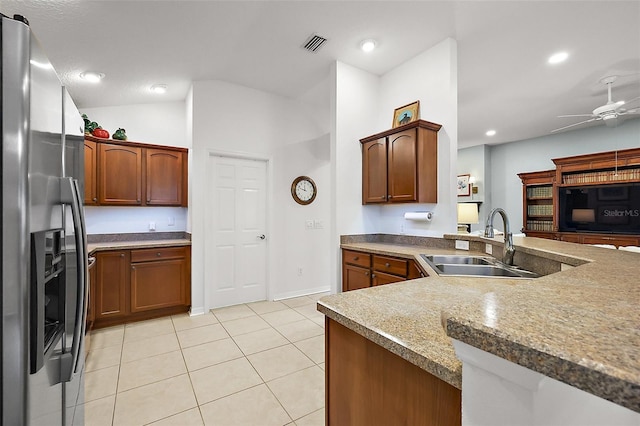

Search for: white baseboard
xmin=273 ymin=286 xmax=331 ymax=301
xmin=189 ymin=306 xmax=205 ymax=316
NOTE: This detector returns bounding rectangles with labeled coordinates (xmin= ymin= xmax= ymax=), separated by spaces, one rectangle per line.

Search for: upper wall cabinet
xmin=85 ymin=135 xmax=188 ymax=207
xmin=360 ymin=120 xmax=441 ymax=205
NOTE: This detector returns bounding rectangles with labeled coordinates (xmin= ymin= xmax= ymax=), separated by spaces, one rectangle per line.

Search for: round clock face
xmin=291 ymin=176 xmax=317 ymax=205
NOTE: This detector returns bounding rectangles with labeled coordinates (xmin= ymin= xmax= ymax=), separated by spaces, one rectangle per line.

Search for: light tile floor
xmin=83 ymin=294 xmax=328 ymax=426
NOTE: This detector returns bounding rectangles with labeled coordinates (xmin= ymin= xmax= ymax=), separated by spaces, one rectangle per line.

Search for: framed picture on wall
xmin=392 ymin=101 xmax=420 ymax=128
xmin=457 ymin=174 xmax=471 ymax=197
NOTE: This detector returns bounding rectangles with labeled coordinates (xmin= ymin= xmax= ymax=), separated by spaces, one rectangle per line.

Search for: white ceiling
xmin=3 ymin=1 xmax=640 ymax=148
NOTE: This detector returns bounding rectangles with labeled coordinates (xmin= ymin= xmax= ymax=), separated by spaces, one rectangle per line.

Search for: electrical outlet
xmin=485 ymin=243 xmax=492 ymax=255
xmin=305 ymin=220 xmax=314 ymax=230
xmin=149 ymin=221 xmax=156 ymax=231
xmin=168 ymin=217 xmax=175 ymax=226
xmin=455 ymin=240 xmax=470 ymax=250
xmin=297 ymin=267 xmax=303 ymax=276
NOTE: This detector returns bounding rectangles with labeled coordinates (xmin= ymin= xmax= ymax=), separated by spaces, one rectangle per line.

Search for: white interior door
xmin=207 ymin=155 xmax=267 ymax=308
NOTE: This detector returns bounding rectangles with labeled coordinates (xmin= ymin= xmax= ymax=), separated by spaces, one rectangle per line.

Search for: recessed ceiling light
xmin=150 ymin=84 xmax=167 ymax=94
xmin=485 ymin=130 xmax=496 ymax=136
xmin=79 ymin=71 xmax=105 ymax=83
xmin=548 ymin=51 xmax=568 ymax=64
xmin=360 ymin=39 xmax=376 ymax=53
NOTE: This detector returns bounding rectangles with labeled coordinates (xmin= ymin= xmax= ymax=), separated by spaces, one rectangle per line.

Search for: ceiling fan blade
xmin=621 ymin=96 xmax=640 ymax=106
xmin=558 ymin=114 xmax=594 ymax=118
xmin=551 ymin=118 xmax=598 ymax=133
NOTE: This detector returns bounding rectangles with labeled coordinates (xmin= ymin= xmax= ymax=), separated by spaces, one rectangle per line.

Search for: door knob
xmin=258 ymin=234 xmax=266 ymax=240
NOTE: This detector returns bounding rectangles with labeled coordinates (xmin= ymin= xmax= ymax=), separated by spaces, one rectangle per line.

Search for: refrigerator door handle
xmin=60 ymin=177 xmax=89 ymax=381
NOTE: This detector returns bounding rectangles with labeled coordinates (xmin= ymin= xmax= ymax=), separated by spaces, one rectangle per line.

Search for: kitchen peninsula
xmin=318 ymin=234 xmax=640 ymax=424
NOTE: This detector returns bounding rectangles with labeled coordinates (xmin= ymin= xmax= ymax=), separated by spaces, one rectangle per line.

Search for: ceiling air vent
xmin=302 ymin=34 xmax=328 ymax=53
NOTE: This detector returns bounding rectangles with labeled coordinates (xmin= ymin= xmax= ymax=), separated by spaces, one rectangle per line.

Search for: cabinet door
xmin=343 ymin=264 xmax=371 ymax=292
xmin=130 ymin=258 xmax=187 ymax=313
xmin=387 ymin=129 xmax=417 ymax=202
xmin=372 ymin=271 xmax=404 ymax=286
xmin=146 ymin=149 xmax=184 ymax=206
xmin=98 ymin=143 xmax=142 ymax=205
xmin=362 ymin=139 xmax=388 ymax=204
xmin=84 ymin=140 xmax=98 ymax=205
xmin=95 ymin=251 xmax=129 ymax=320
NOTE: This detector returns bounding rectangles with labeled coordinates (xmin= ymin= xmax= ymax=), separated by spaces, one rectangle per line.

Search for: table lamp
xmin=457 ymin=203 xmax=479 ymax=233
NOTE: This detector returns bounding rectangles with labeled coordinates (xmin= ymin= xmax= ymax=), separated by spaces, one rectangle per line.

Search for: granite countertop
xmin=88 ymin=239 xmax=191 ymax=254
xmin=317 ymin=236 xmax=640 ymax=413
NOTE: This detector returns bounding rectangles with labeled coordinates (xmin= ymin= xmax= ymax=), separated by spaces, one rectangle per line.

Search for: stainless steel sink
xmin=420 ymin=254 xmax=539 ymax=279
xmin=422 ymin=255 xmax=494 ymax=265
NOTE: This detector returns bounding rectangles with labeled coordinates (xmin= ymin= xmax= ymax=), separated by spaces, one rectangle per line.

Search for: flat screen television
xmin=558 ymin=183 xmax=640 ymax=234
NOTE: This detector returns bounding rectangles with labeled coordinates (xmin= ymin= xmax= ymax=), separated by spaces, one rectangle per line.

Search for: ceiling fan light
xmin=548 ymin=51 xmax=568 ymax=64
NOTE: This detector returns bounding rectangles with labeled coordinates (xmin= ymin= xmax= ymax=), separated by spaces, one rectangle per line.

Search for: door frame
xmin=204 ymin=150 xmax=273 ymax=312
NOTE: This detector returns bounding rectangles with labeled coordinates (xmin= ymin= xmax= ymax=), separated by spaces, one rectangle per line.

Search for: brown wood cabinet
xmin=130 ymin=247 xmax=190 ymax=313
xmin=99 ymin=143 xmax=143 ymax=205
xmin=342 ymin=249 xmax=426 ymax=292
xmin=93 ymin=245 xmax=191 ymax=328
xmin=145 ymin=149 xmax=185 ymax=206
xmin=519 ymin=148 xmax=640 ymax=247
xmin=85 ymin=135 xmax=188 ymax=207
xmin=326 ymin=318 xmax=461 ymax=425
xmin=84 ymin=140 xmax=98 ymax=205
xmin=95 ymin=250 xmax=130 ymax=321
xmin=361 ymin=120 xmax=441 ymax=205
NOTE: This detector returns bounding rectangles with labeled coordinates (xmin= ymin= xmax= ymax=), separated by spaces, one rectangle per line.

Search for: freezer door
xmin=27 ymin=22 xmax=66 ymax=426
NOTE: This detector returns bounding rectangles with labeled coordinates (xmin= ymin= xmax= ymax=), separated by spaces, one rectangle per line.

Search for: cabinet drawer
xmin=582 ymin=235 xmax=638 ymax=246
xmin=373 ymin=255 xmax=408 ymax=277
xmin=343 ymin=250 xmax=371 ymax=268
xmin=131 ymin=246 xmax=187 ymax=263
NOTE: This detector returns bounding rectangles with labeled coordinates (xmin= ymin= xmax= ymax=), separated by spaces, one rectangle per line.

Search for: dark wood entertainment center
xmin=518 ymin=148 xmax=640 ymax=247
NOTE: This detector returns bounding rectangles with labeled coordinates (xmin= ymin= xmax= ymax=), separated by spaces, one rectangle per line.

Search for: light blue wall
xmin=459 ymin=118 xmax=640 ymax=232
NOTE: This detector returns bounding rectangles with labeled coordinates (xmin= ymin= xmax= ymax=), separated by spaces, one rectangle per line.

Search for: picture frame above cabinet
xmin=360 ymin=120 xmax=441 ymax=205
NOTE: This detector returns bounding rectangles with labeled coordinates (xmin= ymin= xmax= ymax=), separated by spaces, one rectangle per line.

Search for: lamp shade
xmin=457 ymin=203 xmax=479 ymax=224
xmin=572 ymin=208 xmax=595 ymax=223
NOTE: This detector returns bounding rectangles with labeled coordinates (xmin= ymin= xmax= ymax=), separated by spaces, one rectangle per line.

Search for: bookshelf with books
xmin=518 ymin=170 xmax=556 ymax=239
xmin=518 ymin=148 xmax=640 ymax=247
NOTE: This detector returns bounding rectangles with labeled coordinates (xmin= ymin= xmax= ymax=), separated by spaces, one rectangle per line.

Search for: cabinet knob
xmin=156 ymin=253 xmax=162 ymax=257
xmin=385 ymin=263 xmax=390 ymax=267
xmin=353 ymin=256 xmax=359 ymax=261
xmin=131 ymin=266 xmax=135 ymax=270
xmin=371 ymin=273 xmax=376 ymax=278
xmin=93 ymin=197 xmax=97 ymax=202
xmin=388 ymin=195 xmax=392 ymax=199
xmin=365 ymin=272 xmax=369 ymax=276
xmin=147 ymin=199 xmax=151 ymax=202
xmin=381 ymin=196 xmax=385 ymax=199
xmin=120 ymin=253 xmax=125 ymax=257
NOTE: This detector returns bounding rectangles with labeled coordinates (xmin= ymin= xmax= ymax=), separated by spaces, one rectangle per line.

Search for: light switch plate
xmin=455 ymin=240 xmax=470 ymax=250
xmin=485 ymin=243 xmax=492 ymax=255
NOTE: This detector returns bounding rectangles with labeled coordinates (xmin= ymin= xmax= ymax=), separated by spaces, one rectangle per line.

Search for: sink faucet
xmin=485 ymin=208 xmax=515 ymax=266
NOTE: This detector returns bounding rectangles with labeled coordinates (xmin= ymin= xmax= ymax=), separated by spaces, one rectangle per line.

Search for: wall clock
xmin=291 ymin=176 xmax=317 ymax=205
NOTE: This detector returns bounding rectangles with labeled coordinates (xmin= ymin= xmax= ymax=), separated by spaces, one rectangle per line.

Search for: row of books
xmin=563 ymin=168 xmax=640 ymax=185
xmin=527 ymin=204 xmax=553 ymax=216
xmin=526 ymin=220 xmax=553 ymax=232
xmin=526 ymin=186 xmax=553 ymax=199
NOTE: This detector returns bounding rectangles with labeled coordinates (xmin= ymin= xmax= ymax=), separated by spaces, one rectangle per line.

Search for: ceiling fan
xmin=551 ymin=75 xmax=640 ymax=133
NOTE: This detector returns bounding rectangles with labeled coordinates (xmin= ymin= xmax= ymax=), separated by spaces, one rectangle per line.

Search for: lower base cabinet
xmin=93 ymin=245 xmax=191 ymax=328
xmin=326 ymin=318 xmax=461 ymax=425
xmin=342 ymin=249 xmax=426 ymax=292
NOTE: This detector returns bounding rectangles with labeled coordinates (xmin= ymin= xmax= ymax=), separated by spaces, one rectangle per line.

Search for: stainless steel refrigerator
xmin=2 ymin=13 xmax=89 ymax=425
